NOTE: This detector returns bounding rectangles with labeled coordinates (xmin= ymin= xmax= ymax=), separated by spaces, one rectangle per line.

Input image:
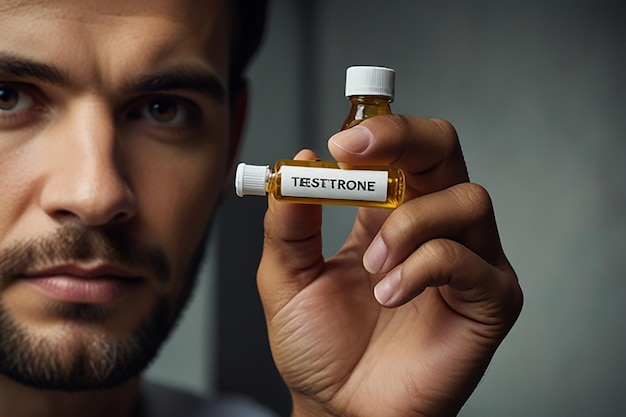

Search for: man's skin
xmin=0 ymin=0 xmax=523 ymax=417
xmin=0 ymin=0 xmax=236 ymax=415
xmin=263 ymin=126 xmax=522 ymax=416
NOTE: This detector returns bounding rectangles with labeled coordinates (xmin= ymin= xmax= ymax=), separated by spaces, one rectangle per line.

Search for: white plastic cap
xmin=235 ymin=163 xmax=270 ymax=197
xmin=345 ymin=66 xmax=395 ymax=100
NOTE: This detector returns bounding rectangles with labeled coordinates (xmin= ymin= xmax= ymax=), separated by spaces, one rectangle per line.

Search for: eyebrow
xmin=0 ymin=54 xmax=69 ymax=86
xmin=125 ymin=69 xmax=227 ymax=103
xmin=0 ymin=54 xmax=226 ymax=102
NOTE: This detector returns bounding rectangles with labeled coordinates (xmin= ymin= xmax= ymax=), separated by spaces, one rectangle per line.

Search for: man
xmin=0 ymin=0 xmax=522 ymax=416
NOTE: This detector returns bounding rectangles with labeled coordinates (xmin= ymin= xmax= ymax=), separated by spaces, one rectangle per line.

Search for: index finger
xmin=256 ymin=149 xmax=325 ymax=319
xmin=328 ymin=116 xmax=469 ymax=195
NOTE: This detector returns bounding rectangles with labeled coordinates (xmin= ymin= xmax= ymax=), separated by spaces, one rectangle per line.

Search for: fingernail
xmin=328 ymin=125 xmax=373 ymax=155
xmin=374 ymin=267 xmax=402 ymax=306
xmin=363 ymin=235 xmax=388 ymax=274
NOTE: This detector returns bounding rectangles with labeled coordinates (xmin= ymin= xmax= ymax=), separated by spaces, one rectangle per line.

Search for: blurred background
xmin=147 ymin=0 xmax=626 ymax=416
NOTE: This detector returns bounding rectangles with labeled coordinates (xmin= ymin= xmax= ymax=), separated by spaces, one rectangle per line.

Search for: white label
xmin=280 ymin=166 xmax=388 ymax=202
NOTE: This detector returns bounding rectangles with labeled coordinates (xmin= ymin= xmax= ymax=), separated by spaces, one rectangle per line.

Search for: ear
xmin=219 ymin=79 xmax=249 ymax=203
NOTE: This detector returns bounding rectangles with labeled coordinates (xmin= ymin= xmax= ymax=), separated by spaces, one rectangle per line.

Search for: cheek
xmin=0 ymin=141 xmax=40 ymax=245
xmin=159 ymin=167 xmax=220 ymax=249
xmin=130 ymin=141 xmax=229 ymax=281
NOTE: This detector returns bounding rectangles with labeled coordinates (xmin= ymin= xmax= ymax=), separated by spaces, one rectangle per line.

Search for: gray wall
xmin=151 ymin=1 xmax=626 ymax=416
xmin=312 ymin=2 xmax=626 ymax=416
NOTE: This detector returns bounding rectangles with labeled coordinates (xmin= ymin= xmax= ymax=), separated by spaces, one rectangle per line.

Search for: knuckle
xmin=390 ymin=202 xmax=419 ymax=232
xmin=384 ymin=113 xmax=412 ymax=129
xmin=503 ymin=268 xmax=524 ymax=318
xmin=421 ymin=238 xmax=462 ymax=268
xmin=450 ymin=182 xmax=494 ymax=222
xmin=430 ymin=118 xmax=461 ymax=159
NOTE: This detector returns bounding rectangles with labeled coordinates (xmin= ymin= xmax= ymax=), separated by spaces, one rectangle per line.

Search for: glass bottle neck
xmin=342 ymin=95 xmax=392 ymax=130
xmin=349 ymin=95 xmax=392 ymax=106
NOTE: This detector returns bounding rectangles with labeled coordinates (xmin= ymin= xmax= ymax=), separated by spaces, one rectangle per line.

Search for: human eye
xmin=0 ymin=83 xmax=36 ymax=114
xmin=0 ymin=83 xmax=46 ymax=130
xmin=132 ymin=95 xmax=198 ymax=127
xmin=122 ymin=92 xmax=215 ymax=144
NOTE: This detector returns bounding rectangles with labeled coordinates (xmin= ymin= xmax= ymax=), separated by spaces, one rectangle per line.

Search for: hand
xmin=256 ymin=115 xmax=523 ymax=417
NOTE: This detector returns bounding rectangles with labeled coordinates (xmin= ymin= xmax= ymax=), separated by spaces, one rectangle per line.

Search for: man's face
xmin=0 ymin=0 xmax=235 ymax=389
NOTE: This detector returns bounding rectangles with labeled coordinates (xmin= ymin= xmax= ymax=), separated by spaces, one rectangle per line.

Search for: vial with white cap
xmin=235 ymin=160 xmax=404 ymax=208
xmin=234 ymin=66 xmax=405 ymax=208
xmin=342 ymin=65 xmax=395 ymax=130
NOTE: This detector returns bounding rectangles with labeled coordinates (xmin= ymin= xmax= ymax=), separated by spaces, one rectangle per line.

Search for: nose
xmin=39 ymin=101 xmax=137 ymax=226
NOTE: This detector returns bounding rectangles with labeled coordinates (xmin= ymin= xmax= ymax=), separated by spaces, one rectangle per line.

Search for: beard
xmin=0 ymin=223 xmax=206 ymax=392
xmin=0 ymin=297 xmax=171 ymax=391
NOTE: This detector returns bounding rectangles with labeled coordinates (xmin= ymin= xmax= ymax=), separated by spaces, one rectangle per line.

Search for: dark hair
xmin=230 ymin=0 xmax=269 ymax=92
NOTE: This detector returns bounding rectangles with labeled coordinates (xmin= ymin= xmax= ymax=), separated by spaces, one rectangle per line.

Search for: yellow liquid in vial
xmin=342 ymin=95 xmax=392 ymax=130
xmin=266 ymin=159 xmax=405 ymax=209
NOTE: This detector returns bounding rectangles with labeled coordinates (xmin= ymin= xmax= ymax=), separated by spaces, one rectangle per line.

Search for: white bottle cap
xmin=345 ymin=66 xmax=395 ymax=100
xmin=235 ymin=163 xmax=270 ymax=197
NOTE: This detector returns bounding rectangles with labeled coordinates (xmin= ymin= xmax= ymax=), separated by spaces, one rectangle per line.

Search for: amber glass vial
xmin=235 ymin=66 xmax=405 ymax=208
xmin=235 ymin=159 xmax=404 ymax=208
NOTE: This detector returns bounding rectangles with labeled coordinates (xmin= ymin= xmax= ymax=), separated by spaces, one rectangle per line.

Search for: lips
xmin=23 ymin=264 xmax=142 ymax=304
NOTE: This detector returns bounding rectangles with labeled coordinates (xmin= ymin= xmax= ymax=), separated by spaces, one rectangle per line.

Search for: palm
xmin=265 ymin=210 xmax=494 ymax=417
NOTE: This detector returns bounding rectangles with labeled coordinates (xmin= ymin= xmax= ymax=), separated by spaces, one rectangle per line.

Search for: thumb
xmin=257 ymin=150 xmax=324 ymax=318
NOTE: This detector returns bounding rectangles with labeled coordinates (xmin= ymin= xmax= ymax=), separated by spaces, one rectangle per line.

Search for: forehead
xmin=0 ymin=0 xmax=232 ymax=89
